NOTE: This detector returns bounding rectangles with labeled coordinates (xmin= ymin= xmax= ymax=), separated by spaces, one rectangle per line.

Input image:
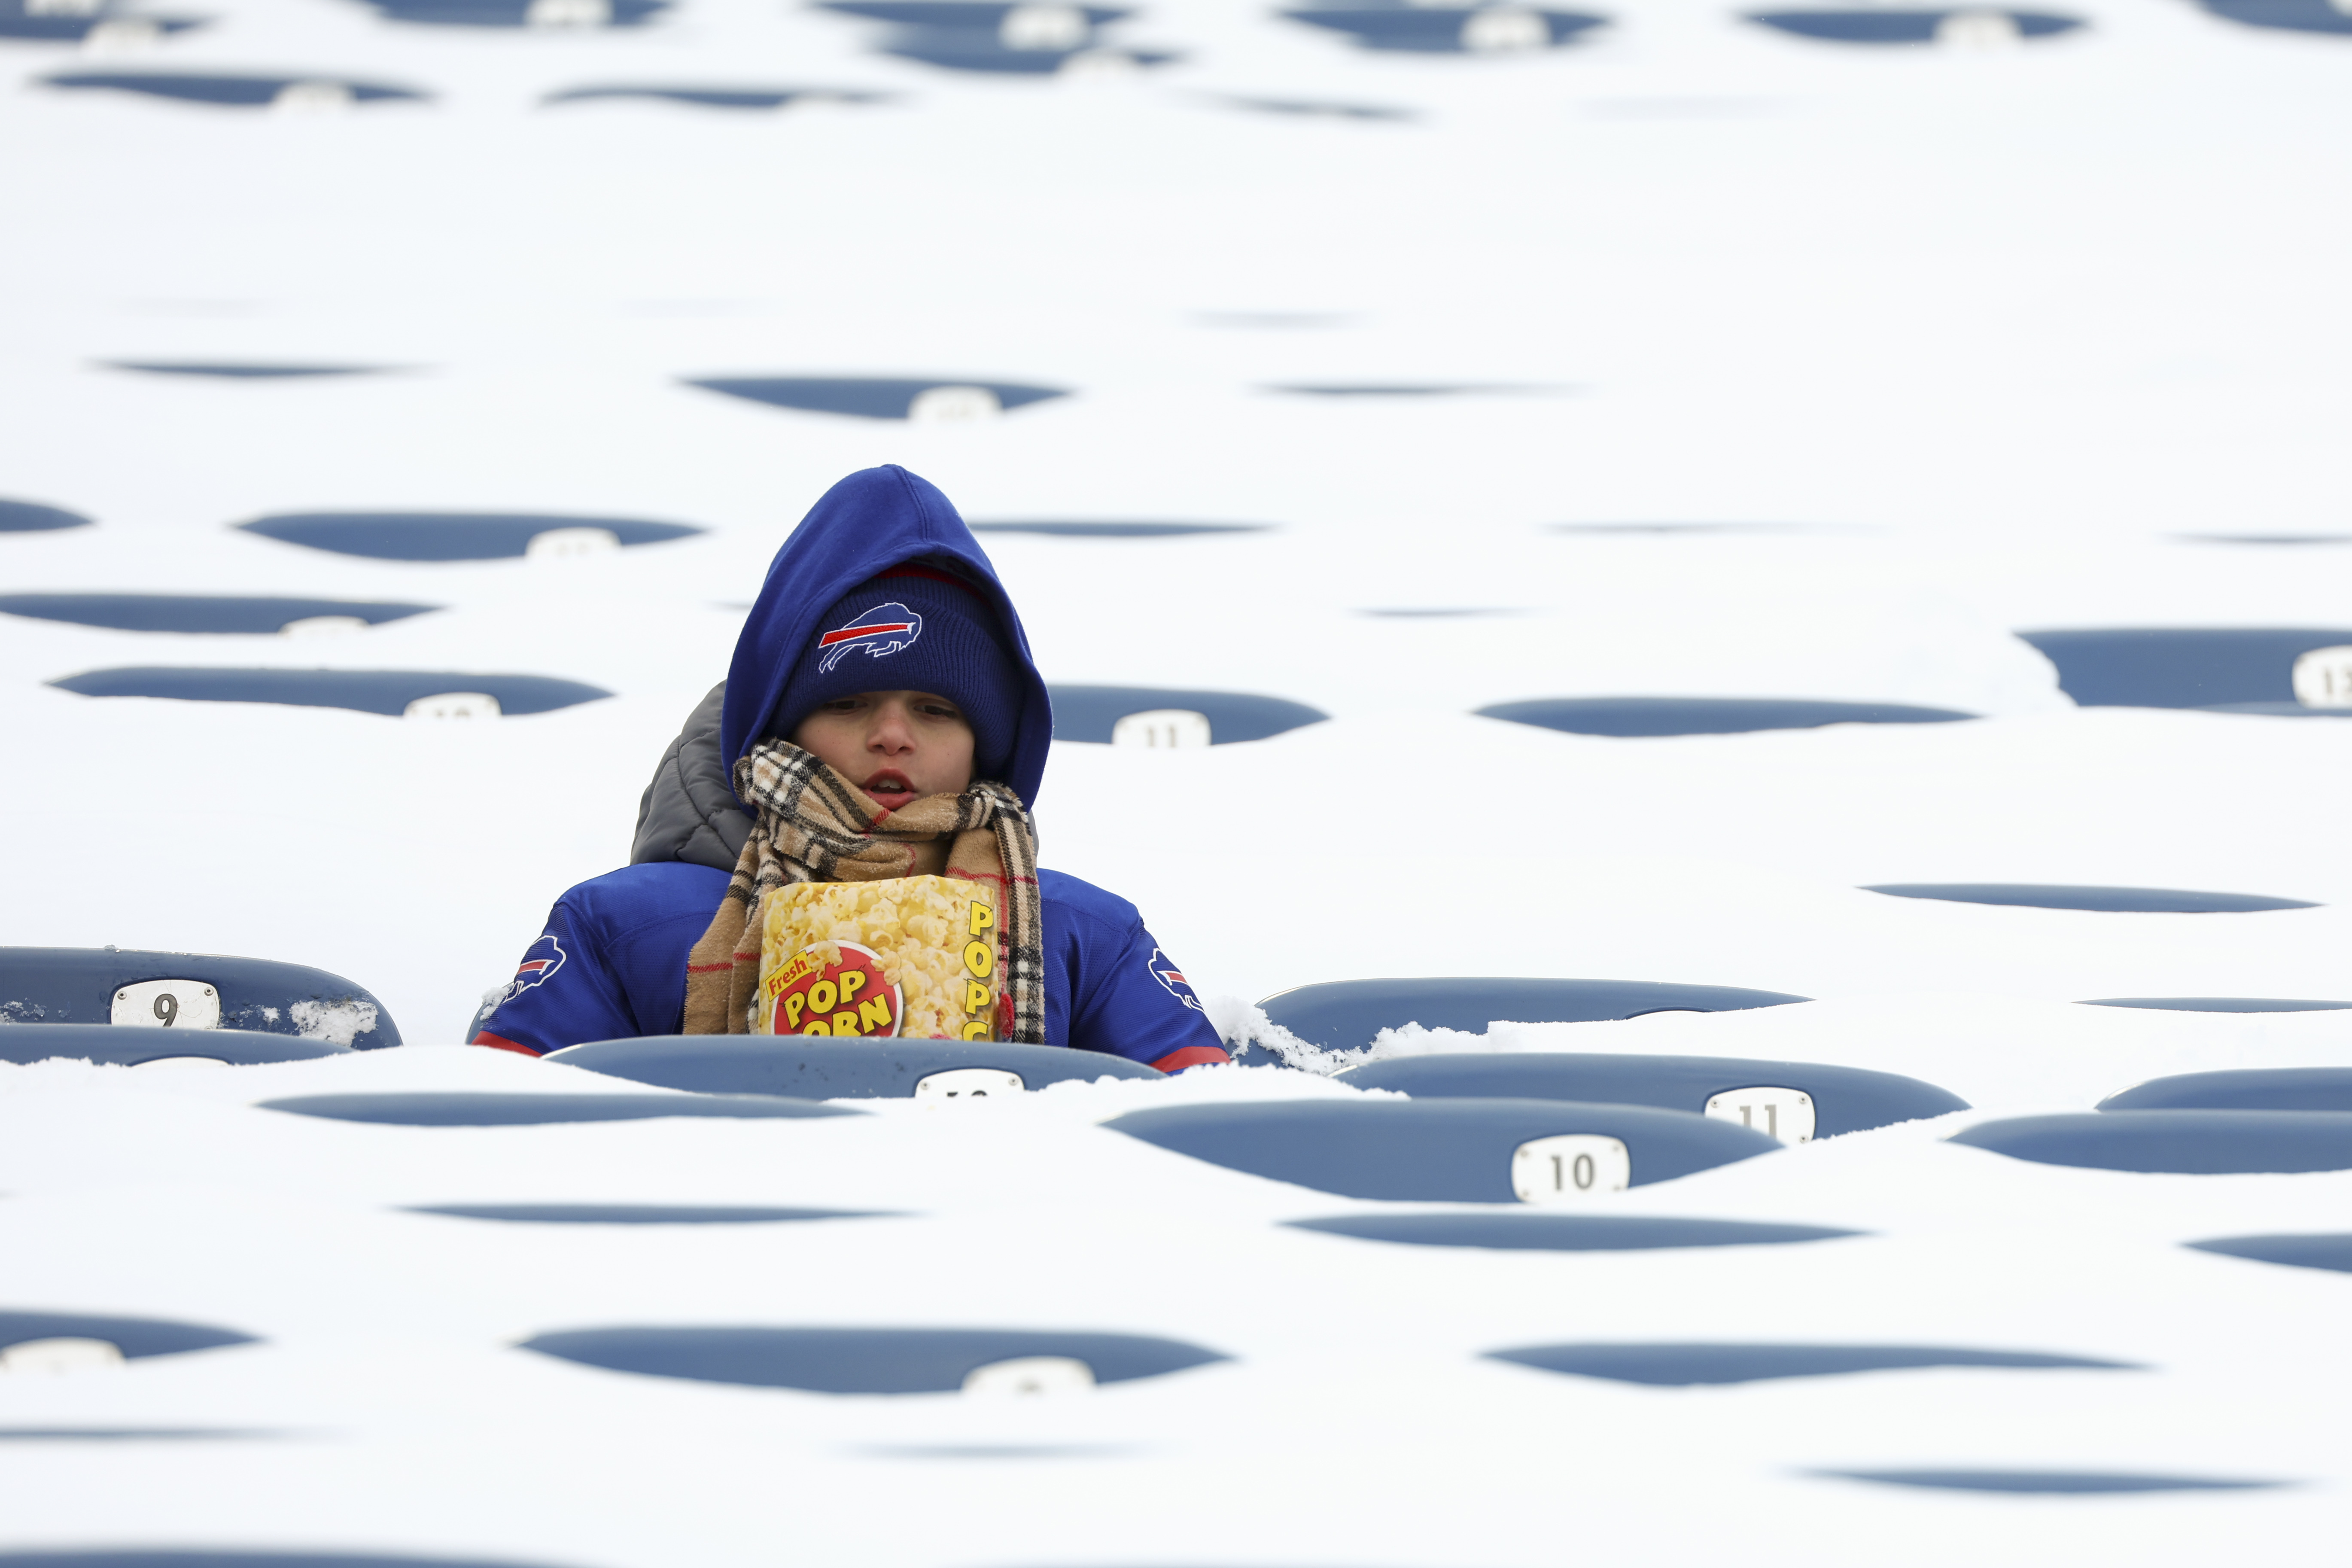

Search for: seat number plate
xmin=110 ymin=979 xmax=221 ymax=1029
xmin=1704 ymin=1087 xmax=1815 ymax=1144
xmin=913 ymin=1068 xmax=1025 ymax=1100
xmin=1512 ymin=1135 xmax=1631 ymax=1203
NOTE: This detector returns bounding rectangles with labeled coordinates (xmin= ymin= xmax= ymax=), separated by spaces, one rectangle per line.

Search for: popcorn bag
xmin=757 ymin=876 xmax=1000 ymax=1040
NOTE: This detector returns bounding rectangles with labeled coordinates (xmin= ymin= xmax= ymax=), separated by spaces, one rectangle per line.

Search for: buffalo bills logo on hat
xmin=1147 ymin=947 xmax=1202 ymax=1012
xmin=497 ymin=933 xmax=566 ymax=1006
xmin=817 ymin=601 xmax=922 ymax=674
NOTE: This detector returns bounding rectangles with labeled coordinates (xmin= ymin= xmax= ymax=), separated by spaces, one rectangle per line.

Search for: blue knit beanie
xmin=769 ymin=564 xmax=1022 ymax=784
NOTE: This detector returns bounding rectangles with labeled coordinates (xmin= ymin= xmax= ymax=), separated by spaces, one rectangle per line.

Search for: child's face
xmin=791 ymin=691 xmax=976 ymax=812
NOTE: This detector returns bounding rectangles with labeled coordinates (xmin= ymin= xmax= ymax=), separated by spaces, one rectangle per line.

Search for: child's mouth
xmin=863 ymin=770 xmax=916 ymax=805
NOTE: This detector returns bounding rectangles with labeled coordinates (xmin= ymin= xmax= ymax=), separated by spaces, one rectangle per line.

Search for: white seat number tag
xmin=962 ymin=1356 xmax=1094 ymax=1396
xmin=111 ymin=979 xmax=221 ymax=1029
xmin=913 ymin=1068 xmax=1024 ymax=1100
xmin=1111 ymin=709 xmax=1212 ymax=749
xmin=2291 ymin=646 xmax=2352 ymax=709
xmin=1704 ymin=1087 xmax=1815 ymax=1144
xmin=1512 ymin=1135 xmax=1631 ymax=1203
xmin=0 ymin=1338 xmax=125 ymax=1375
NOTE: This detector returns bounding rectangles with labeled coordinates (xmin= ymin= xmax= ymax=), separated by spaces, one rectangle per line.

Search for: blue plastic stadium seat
xmin=1104 ymin=1099 xmax=1780 ymax=1201
xmin=41 ymin=72 xmax=427 ymax=106
xmin=2017 ymin=627 xmax=2352 ymax=710
xmin=2185 ymin=1233 xmax=2352 ymax=1274
xmin=1949 ymin=1111 xmax=2352 ymax=1174
xmin=684 ymin=377 xmax=1068 ymax=419
xmin=1336 ymin=1053 xmax=1969 ymax=1139
xmin=1865 ymin=883 xmax=2316 ymax=913
xmin=408 ymin=1203 xmax=895 ymax=1223
xmin=547 ymin=1037 xmax=1162 ymax=1096
xmin=881 ymin=34 xmax=1174 ymax=70
xmin=1748 ymin=8 xmax=2080 ymax=40
xmin=103 ymin=362 xmax=390 ymax=378
xmin=2098 ymin=1068 xmax=2352 ymax=1113
xmin=2081 ymin=996 xmax=2352 ymax=1013
xmin=1258 ymin=977 xmax=1809 ymax=1054
xmin=51 ymin=668 xmax=613 ymax=717
xmin=0 ymin=500 xmax=91 ymax=533
xmin=1049 ymin=685 xmax=1329 ymax=744
xmin=1479 ymin=697 xmax=1977 ymax=737
xmin=520 ymin=1325 xmax=1227 ymax=1392
xmin=1279 ymin=8 xmax=1606 ymax=52
xmin=1217 ymin=97 xmax=1417 ymax=120
xmin=0 ymin=14 xmax=202 ymax=40
xmin=0 ymin=1024 xmax=347 ymax=1067
xmin=356 ymin=0 xmax=667 ymax=21
xmin=0 ymin=595 xmax=438 ymax=634
xmin=1811 ymin=1470 xmax=2283 ymax=1494
xmin=0 ymin=947 xmax=400 ymax=1047
xmin=1488 ymin=1343 xmax=2135 ymax=1385
xmin=968 ymin=521 xmax=1271 ymax=538
xmin=2194 ymin=0 xmax=2352 ymax=32
xmin=544 ymin=85 xmax=890 ymax=109
xmin=237 ymin=512 xmax=703 ymax=560
xmin=260 ymin=1092 xmax=864 ymax=1126
xmin=0 ymin=1310 xmax=256 ymax=1361
xmin=1286 ymin=1214 xmax=1862 ymax=1250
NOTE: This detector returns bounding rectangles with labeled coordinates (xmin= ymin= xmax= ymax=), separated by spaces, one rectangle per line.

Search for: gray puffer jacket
xmin=630 ymin=682 xmax=751 ymax=873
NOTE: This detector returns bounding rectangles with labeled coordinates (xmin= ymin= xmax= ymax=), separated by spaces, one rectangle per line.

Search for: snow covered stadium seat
xmin=2017 ymin=627 xmax=2352 ymax=713
xmin=1050 ymin=685 xmax=1329 ymax=746
xmin=1810 ymin=1470 xmax=2285 ymax=1495
xmin=40 ymin=71 xmax=429 ymax=108
xmin=259 ymin=1092 xmax=863 ymax=1125
xmin=355 ymin=0 xmax=667 ymax=24
xmin=812 ymin=2 xmax=1168 ymax=74
xmin=1949 ymin=1112 xmax=2352 ymax=1174
xmin=1279 ymin=6 xmax=1607 ymax=54
xmin=1863 ymin=883 xmax=2317 ymax=912
xmin=1256 ymin=976 xmax=1808 ymax=1056
xmin=1336 ymin=1053 xmax=1968 ymax=1142
xmin=0 ymin=1024 xmax=347 ymax=1067
xmin=409 ymin=1203 xmax=896 ymax=1223
xmin=0 ymin=946 xmax=401 ymax=1047
xmin=104 ymin=361 xmax=393 ymax=378
xmin=0 ymin=499 xmax=91 ymax=533
xmin=237 ymin=512 xmax=704 ymax=560
xmin=2097 ymin=1068 xmax=2352 ymax=1113
xmin=520 ymin=1325 xmax=1228 ymax=1393
xmin=0 ymin=1556 xmax=579 ymax=1568
xmin=1478 ymin=696 xmax=1976 ymax=737
xmin=2185 ymin=1233 xmax=2352 ymax=1275
xmin=1105 ymin=1099 xmax=1780 ymax=1201
xmin=683 ymin=376 xmax=1069 ymax=420
xmin=0 ymin=594 xmax=438 ymax=634
xmin=1744 ymin=8 xmax=2083 ymax=43
xmin=50 ymin=667 xmax=613 ymax=718
xmin=0 ymin=1309 xmax=257 ymax=1373
xmin=2192 ymin=0 xmax=2352 ymax=33
xmin=544 ymin=85 xmax=892 ymax=110
xmin=1485 ymin=1342 xmax=2135 ymax=1385
xmin=2080 ymin=996 xmax=2352 ymax=1013
xmin=548 ymin=1036 xmax=1162 ymax=1097
xmin=1286 ymin=1213 xmax=1862 ymax=1251
xmin=0 ymin=9 xmax=203 ymax=40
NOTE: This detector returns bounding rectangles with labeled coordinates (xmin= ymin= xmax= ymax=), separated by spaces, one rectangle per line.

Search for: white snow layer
xmin=3 ymin=0 xmax=2352 ymax=1562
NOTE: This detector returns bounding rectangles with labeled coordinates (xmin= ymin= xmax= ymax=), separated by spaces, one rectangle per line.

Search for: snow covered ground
xmin=3 ymin=0 xmax=2351 ymax=1556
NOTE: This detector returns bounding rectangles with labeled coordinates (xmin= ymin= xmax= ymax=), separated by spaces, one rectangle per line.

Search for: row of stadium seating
xmin=10 ymin=948 xmax=2345 ymax=1061
xmin=13 ymin=0 xmax=2346 ymax=52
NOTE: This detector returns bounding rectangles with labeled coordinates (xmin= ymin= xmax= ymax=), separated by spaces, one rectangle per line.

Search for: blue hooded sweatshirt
xmin=473 ymin=466 xmax=1231 ymax=1072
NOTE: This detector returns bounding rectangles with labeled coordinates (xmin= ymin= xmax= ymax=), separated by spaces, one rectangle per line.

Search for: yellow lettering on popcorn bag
xmin=758 ymin=877 xmax=999 ymax=1040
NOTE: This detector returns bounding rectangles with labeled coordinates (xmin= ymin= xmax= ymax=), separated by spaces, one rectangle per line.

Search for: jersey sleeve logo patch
xmin=817 ymin=601 xmax=922 ymax=673
xmin=498 ymin=934 xmax=566 ymax=1006
xmin=1147 ymin=948 xmax=1202 ymax=1012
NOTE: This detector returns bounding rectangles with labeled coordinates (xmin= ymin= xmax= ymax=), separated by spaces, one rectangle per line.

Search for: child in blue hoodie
xmin=472 ymin=465 xmax=1232 ymax=1073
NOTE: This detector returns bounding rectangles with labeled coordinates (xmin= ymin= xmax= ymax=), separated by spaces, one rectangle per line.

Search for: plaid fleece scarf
xmin=681 ymin=739 xmax=1045 ymax=1041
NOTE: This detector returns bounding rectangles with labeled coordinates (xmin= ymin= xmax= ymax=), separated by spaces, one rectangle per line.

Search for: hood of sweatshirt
xmin=720 ymin=464 xmax=1052 ymax=810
